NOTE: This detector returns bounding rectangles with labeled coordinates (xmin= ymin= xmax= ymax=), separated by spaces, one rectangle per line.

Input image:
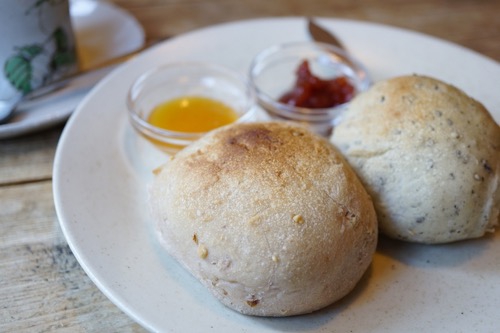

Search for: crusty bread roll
xmin=150 ymin=121 xmax=378 ymax=316
xmin=330 ymin=75 xmax=500 ymax=244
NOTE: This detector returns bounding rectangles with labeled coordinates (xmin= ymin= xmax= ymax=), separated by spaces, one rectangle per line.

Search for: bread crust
xmin=150 ymin=121 xmax=378 ymax=316
xmin=331 ymin=75 xmax=500 ymax=243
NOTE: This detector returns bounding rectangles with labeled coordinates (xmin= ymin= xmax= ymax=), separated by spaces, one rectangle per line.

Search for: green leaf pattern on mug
xmin=3 ymin=0 xmax=76 ymax=94
xmin=4 ymin=45 xmax=44 ymax=93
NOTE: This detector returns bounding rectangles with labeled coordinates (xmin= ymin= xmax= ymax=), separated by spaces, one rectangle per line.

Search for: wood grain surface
xmin=1 ymin=0 xmax=499 ymax=331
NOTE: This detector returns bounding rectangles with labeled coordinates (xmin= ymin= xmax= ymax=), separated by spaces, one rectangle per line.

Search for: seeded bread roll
xmin=150 ymin=121 xmax=378 ymax=316
xmin=330 ymin=75 xmax=500 ymax=244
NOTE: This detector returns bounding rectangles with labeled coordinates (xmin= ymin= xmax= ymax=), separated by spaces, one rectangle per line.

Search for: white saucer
xmin=0 ymin=0 xmax=144 ymax=139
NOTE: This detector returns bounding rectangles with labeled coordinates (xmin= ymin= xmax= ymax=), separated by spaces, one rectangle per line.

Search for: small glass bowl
xmin=249 ymin=41 xmax=371 ymax=136
xmin=127 ymin=62 xmax=255 ymax=154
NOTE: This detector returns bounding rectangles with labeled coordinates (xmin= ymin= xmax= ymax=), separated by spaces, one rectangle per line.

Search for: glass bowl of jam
xmin=127 ymin=62 xmax=255 ymax=154
xmin=249 ymin=41 xmax=371 ymax=136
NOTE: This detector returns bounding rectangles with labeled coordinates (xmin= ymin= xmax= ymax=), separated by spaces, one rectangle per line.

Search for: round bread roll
xmin=150 ymin=121 xmax=377 ymax=316
xmin=330 ymin=75 xmax=500 ymax=244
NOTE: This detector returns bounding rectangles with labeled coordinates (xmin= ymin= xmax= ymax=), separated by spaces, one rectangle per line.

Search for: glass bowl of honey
xmin=127 ymin=62 xmax=256 ymax=154
xmin=249 ymin=41 xmax=371 ymax=137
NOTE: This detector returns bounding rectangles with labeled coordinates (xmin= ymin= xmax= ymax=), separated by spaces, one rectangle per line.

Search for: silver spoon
xmin=0 ymin=39 xmax=163 ymax=124
xmin=0 ymin=66 xmax=115 ymax=124
xmin=308 ymin=17 xmax=371 ymax=85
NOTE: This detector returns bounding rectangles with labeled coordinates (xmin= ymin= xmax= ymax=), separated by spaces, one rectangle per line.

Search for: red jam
xmin=279 ymin=60 xmax=355 ymax=108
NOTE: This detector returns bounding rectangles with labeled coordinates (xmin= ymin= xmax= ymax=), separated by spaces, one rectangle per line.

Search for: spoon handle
xmin=307 ymin=18 xmax=346 ymax=50
xmin=24 ymin=38 xmax=165 ymax=101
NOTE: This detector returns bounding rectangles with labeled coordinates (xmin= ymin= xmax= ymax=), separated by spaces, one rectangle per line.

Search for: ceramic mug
xmin=0 ymin=0 xmax=79 ymax=101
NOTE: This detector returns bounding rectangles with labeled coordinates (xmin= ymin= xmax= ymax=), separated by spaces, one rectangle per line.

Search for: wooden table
xmin=1 ymin=0 xmax=499 ymax=331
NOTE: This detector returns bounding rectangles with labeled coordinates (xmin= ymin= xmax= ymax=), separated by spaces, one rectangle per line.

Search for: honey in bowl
xmin=148 ymin=96 xmax=238 ymax=133
xmin=127 ymin=62 xmax=254 ymax=154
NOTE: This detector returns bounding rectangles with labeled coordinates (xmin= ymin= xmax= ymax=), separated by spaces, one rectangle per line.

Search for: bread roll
xmin=150 ymin=121 xmax=377 ymax=316
xmin=330 ymin=75 xmax=500 ymax=244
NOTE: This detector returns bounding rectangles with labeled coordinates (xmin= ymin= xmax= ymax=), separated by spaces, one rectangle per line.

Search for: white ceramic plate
xmin=0 ymin=0 xmax=144 ymax=139
xmin=53 ymin=18 xmax=500 ymax=333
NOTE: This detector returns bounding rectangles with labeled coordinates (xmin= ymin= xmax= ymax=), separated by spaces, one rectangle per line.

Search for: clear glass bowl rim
xmin=248 ymin=40 xmax=371 ymax=120
xmin=126 ymin=61 xmax=255 ymax=143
